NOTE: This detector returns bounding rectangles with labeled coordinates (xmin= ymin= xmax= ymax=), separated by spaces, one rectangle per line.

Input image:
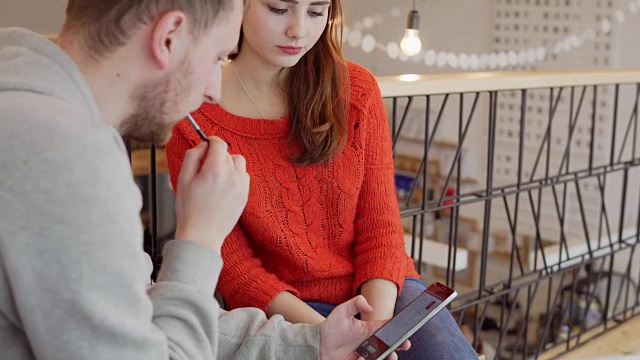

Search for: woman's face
xmin=241 ymin=0 xmax=331 ymax=68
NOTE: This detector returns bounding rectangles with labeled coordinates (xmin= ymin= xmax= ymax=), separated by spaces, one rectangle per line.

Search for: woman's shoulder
xmin=346 ymin=60 xmax=381 ymax=108
xmin=347 ymin=61 xmax=377 ymax=88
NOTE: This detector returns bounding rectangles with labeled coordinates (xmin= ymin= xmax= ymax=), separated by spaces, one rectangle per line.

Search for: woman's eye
xmin=268 ymin=6 xmax=288 ymax=15
xmin=308 ymin=11 xmax=325 ymax=17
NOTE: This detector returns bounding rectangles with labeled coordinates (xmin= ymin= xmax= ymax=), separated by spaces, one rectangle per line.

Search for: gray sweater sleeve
xmin=0 ymin=126 xmax=320 ymax=359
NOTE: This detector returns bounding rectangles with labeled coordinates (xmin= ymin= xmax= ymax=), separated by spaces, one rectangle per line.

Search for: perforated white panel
xmin=492 ymin=0 xmax=620 ymax=242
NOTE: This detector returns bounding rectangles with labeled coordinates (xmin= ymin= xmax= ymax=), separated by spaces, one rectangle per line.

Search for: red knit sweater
xmin=166 ymin=62 xmax=419 ymax=311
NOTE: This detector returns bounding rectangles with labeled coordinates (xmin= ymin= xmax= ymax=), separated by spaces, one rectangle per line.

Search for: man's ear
xmin=149 ymin=11 xmax=188 ymax=70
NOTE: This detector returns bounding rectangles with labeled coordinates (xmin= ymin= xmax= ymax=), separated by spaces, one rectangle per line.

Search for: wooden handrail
xmin=377 ymin=70 xmax=640 ymax=97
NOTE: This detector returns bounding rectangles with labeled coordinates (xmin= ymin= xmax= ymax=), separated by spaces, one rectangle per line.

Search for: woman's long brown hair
xmin=286 ymin=0 xmax=349 ymax=165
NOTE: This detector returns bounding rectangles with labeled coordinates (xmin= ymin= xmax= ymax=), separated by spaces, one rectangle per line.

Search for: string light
xmin=343 ymin=0 xmax=640 ymax=70
xmin=400 ymin=1 xmax=422 ymax=56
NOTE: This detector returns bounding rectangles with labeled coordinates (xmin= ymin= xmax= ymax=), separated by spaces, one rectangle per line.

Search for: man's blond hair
xmin=63 ymin=0 xmax=234 ymax=58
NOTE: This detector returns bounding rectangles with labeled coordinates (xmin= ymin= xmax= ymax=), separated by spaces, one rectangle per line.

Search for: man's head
xmin=61 ymin=0 xmax=243 ymax=144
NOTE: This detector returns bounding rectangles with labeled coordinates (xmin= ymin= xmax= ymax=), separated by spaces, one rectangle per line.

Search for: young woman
xmin=166 ymin=0 xmax=477 ymax=358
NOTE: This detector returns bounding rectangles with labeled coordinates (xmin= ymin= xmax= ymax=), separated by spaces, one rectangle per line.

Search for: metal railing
xmin=380 ymin=70 xmax=640 ymax=359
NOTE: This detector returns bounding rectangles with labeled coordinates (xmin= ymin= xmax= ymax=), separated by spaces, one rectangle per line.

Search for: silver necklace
xmin=232 ymin=63 xmax=285 ymax=119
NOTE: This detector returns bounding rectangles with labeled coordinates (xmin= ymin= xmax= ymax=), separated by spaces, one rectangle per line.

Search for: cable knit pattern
xmin=166 ymin=62 xmax=419 ymax=312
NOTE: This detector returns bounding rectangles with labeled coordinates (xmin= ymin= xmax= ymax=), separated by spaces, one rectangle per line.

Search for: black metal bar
xmin=507 ymin=277 xmax=543 ymax=360
xmin=604 ymin=253 xmax=615 ymax=331
xmin=437 ymin=93 xmax=480 ymax=207
xmin=531 ymin=114 xmax=548 ymax=268
xmin=617 ymin=85 xmax=639 ymax=163
xmin=410 ymin=222 xmax=420 ymax=271
xmin=535 ymin=272 xmax=568 ymax=358
xmin=418 ymin=95 xmax=431 ymax=274
xmin=589 ymin=86 xmax=598 ymax=173
xmin=610 ymin=85 xmax=619 ymax=166
xmin=523 ymin=283 xmax=535 ymax=359
xmin=408 ymin=162 xmax=633 ymax=215
xmin=573 ymin=177 xmax=594 ymax=257
xmin=512 ymin=89 xmax=527 ymax=276
xmin=417 ymin=212 xmax=426 ymax=275
xmin=480 ymin=91 xmax=498 ymax=292
xmin=549 ymin=185 xmax=571 ymax=262
xmin=564 ymin=264 xmax=580 ymax=351
xmin=392 ymin=97 xmax=397 ymax=158
xmin=495 ymin=288 xmax=523 ymax=359
xmin=410 ymin=216 xmax=417 ymax=259
xmin=475 ymin=91 xmax=497 ymax=352
xmin=576 ymin=255 xmax=609 ymax=343
xmin=529 ymin=87 xmax=564 ymax=181
xmin=597 ymin=173 xmax=606 ymax=249
xmin=546 ymin=88 xmax=555 ymax=181
xmin=554 ymin=87 xmax=575 ymax=258
xmin=391 ymin=96 xmax=414 ymax=151
xmin=392 ymin=97 xmax=397 ymax=138
xmin=596 ymin=175 xmax=616 ymax=251
xmin=452 ymin=161 xmax=631 ymax=207
xmin=634 ymin=84 xmax=639 ymax=160
xmin=501 ymin=192 xmax=526 ymax=275
xmin=150 ymin=145 xmax=158 ymax=261
xmin=622 ymin=246 xmax=635 ymax=321
xmin=403 ymin=94 xmax=450 ymax=207
xmin=447 ymin=207 xmax=456 ymax=285
xmin=617 ymin=169 xmax=629 ymax=247
xmin=454 ymin=237 xmax=637 ymax=309
xmin=557 ymin=87 xmax=587 ymax=176
xmin=473 ymin=299 xmax=495 ymax=356
xmin=423 ymin=95 xmax=431 ymax=211
xmin=636 ymin=180 xmax=640 ymax=312
xmin=530 ymin=174 xmax=549 ymax=273
xmin=447 ymin=93 xmax=466 ymax=287
xmin=125 ymin=139 xmax=132 ymax=162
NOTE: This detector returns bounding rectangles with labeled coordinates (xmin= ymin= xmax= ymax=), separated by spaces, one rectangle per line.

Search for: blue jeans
xmin=306 ymin=278 xmax=478 ymax=360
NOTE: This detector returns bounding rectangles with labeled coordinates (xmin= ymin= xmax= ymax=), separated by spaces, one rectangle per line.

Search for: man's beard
xmin=120 ymin=58 xmax=192 ymax=145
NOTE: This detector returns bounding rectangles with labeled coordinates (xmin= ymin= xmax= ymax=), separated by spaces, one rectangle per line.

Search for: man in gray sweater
xmin=0 ymin=0 xmax=409 ymax=359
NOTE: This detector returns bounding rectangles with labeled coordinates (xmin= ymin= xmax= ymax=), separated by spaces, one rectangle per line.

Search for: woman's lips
xmin=278 ymin=46 xmax=303 ymax=55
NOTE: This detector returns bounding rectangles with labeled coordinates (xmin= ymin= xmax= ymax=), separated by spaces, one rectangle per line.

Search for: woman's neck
xmin=231 ymin=50 xmax=287 ymax=93
xmin=220 ymin=48 xmax=290 ymax=120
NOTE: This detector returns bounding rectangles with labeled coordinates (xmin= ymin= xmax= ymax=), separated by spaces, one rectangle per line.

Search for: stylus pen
xmin=186 ymin=113 xmax=209 ymax=143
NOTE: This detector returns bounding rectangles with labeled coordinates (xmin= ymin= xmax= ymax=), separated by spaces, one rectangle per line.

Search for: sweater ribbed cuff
xmin=156 ymin=240 xmax=221 ymax=297
xmin=354 ymin=250 xmax=409 ymax=295
xmin=226 ymin=274 xmax=297 ymax=312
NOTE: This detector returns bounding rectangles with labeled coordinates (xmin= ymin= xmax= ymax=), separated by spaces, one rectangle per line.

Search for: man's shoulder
xmin=0 ymin=90 xmax=92 ymax=142
xmin=0 ymin=91 xmax=130 ymax=193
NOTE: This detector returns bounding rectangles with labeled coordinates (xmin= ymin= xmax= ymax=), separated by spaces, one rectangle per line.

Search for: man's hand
xmin=319 ymin=296 xmax=410 ymax=360
xmin=174 ymin=137 xmax=250 ymax=253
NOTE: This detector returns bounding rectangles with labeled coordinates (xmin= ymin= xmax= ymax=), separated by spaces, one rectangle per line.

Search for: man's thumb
xmin=339 ymin=295 xmax=373 ymax=318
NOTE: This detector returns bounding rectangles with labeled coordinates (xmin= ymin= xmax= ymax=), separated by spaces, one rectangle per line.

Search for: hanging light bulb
xmin=400 ymin=9 xmax=421 ymax=56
